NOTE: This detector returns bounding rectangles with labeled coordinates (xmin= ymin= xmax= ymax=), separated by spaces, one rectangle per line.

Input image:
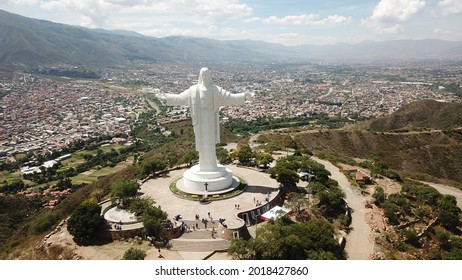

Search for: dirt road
xmin=312 ymin=157 xmax=374 ymax=260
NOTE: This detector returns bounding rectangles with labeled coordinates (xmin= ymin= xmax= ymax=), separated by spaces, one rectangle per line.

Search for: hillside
xmin=293 ymin=129 xmax=462 ymax=185
xmin=291 ymin=100 xmax=462 ymax=186
xmin=0 ymin=10 xmax=267 ymax=68
xmin=366 ymin=100 xmax=462 ymax=132
xmin=1 ymin=9 xmax=462 ymax=68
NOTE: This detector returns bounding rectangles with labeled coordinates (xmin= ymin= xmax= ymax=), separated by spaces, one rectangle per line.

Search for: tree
xmin=300 ymin=159 xmax=330 ymax=184
xmin=317 ymin=187 xmax=346 ymax=218
xmin=67 ymin=201 xmax=104 ymax=242
xmin=123 ymin=248 xmax=146 ymax=260
xmin=110 ymin=179 xmax=140 ymax=206
xmin=228 ymin=238 xmax=256 ymax=260
xmin=286 ymin=192 xmax=307 ymax=214
xmin=308 ymin=181 xmax=327 ymax=194
xmin=276 ymin=169 xmax=299 ymax=189
xmin=372 ymin=186 xmax=385 ymax=205
xmin=237 ymin=144 xmax=254 ymax=165
xmin=435 ymin=230 xmax=451 ymax=249
xmin=256 ymin=152 xmax=274 ymax=169
xmin=128 ymin=197 xmax=156 ymax=216
xmin=216 ymin=147 xmax=230 ymax=164
xmin=142 ymin=205 xmax=167 ymax=238
xmin=166 ymin=154 xmax=179 ymax=168
xmin=143 ymin=217 xmax=162 ymax=238
xmin=181 ymin=150 xmax=199 ymax=166
xmin=438 ymin=195 xmax=461 ymax=229
xmin=141 ymin=159 xmax=167 ymax=178
xmin=56 ymin=177 xmax=73 ymax=190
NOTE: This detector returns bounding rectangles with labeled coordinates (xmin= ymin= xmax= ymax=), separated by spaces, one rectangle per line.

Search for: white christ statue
xmin=162 ymin=67 xmax=254 ymax=193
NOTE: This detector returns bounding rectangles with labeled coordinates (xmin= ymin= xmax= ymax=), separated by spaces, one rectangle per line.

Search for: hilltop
xmin=1 ymin=9 xmax=462 ymax=69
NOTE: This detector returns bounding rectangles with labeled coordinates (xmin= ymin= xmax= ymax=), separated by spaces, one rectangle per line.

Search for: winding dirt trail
xmin=312 ymin=157 xmax=374 ymax=260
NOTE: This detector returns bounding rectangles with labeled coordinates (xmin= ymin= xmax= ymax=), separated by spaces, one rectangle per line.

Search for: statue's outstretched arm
xmin=160 ymin=89 xmax=190 ymax=106
xmin=220 ymin=88 xmax=255 ymax=106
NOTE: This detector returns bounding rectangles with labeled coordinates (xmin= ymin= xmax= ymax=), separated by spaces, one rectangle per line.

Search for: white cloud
xmin=261 ymin=14 xmax=352 ymax=27
xmin=37 ymin=0 xmax=252 ymax=28
xmin=374 ymin=24 xmax=403 ymax=34
xmin=434 ymin=28 xmax=452 ymax=35
xmin=361 ymin=0 xmax=426 ymax=33
xmin=4 ymin=0 xmax=38 ymax=4
xmin=142 ymin=25 xmax=249 ymax=41
xmin=438 ymin=0 xmax=462 ymax=15
xmin=242 ymin=17 xmax=261 ymax=23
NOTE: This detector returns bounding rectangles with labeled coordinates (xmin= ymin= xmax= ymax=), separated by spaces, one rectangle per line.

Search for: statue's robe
xmin=165 ymin=84 xmax=246 ymax=172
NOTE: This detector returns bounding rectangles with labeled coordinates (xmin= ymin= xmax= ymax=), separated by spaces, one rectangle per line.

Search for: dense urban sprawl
xmin=1 ymin=62 xmax=461 ymax=160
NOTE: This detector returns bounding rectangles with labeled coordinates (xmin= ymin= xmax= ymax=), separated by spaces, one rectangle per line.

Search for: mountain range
xmin=1 ymin=9 xmax=462 ymax=69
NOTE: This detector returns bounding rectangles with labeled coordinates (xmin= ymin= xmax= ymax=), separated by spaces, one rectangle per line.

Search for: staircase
xmin=169 ymin=220 xmax=230 ymax=252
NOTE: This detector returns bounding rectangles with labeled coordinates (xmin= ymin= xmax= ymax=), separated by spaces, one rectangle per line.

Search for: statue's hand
xmin=245 ymin=91 xmax=255 ymax=99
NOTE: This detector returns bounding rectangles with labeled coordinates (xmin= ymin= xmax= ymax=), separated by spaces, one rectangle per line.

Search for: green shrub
xmin=122 ymin=248 xmax=146 ymax=260
xmin=31 ymin=212 xmax=60 ymax=235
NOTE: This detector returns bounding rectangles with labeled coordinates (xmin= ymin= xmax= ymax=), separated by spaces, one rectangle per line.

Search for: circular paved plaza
xmin=140 ymin=165 xmax=280 ymax=229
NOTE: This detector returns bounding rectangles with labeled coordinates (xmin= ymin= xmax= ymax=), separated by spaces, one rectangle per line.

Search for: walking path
xmin=312 ymin=157 xmax=374 ymax=260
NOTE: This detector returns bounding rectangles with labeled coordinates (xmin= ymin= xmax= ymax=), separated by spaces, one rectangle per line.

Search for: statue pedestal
xmin=178 ymin=164 xmax=235 ymax=195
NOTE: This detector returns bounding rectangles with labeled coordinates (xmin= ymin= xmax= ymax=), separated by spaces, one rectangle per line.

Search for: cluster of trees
xmin=222 ymin=145 xmax=347 ymax=260
xmin=29 ymin=67 xmax=101 ymax=79
xmin=224 ymin=116 xmax=313 ymax=135
xmin=442 ymin=83 xmax=462 ymax=97
xmin=359 ymin=160 xmax=402 ymax=182
xmin=269 ymin=153 xmax=348 ymax=226
xmin=67 ymin=177 xmax=168 ymax=243
xmin=1 ymin=179 xmax=27 ymax=194
xmin=224 ymin=114 xmax=353 ymax=135
xmin=269 ymin=154 xmax=329 ymax=188
xmin=380 ymin=181 xmax=460 ymax=229
xmin=109 ymin=179 xmax=167 ymax=239
xmin=229 ymin=218 xmax=344 ymax=260
xmin=376 ymin=180 xmax=462 ymax=258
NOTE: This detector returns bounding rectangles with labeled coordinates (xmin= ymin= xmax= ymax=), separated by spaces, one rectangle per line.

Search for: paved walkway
xmin=140 ymin=164 xmax=280 ymax=258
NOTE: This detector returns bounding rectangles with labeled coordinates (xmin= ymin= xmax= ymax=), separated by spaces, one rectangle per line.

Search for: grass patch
xmin=0 ymin=171 xmax=16 ymax=183
xmin=71 ymin=172 xmax=97 ymax=184
xmin=60 ymin=157 xmax=85 ymax=169
xmin=169 ymin=175 xmax=248 ymax=201
xmin=71 ymin=160 xmax=133 ymax=184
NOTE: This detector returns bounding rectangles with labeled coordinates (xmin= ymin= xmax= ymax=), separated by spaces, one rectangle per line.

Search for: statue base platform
xmin=176 ymin=164 xmax=239 ymax=195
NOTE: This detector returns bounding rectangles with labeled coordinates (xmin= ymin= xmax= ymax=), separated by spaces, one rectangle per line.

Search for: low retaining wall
xmin=217 ymin=191 xmax=284 ymax=241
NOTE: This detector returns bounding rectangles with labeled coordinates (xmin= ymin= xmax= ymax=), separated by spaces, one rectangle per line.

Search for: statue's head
xmin=198 ymin=68 xmax=212 ymax=85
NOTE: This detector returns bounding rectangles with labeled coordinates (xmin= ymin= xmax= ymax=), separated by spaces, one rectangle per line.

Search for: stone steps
xmin=169 ymin=222 xmax=230 ymax=252
xmin=170 ymin=238 xmax=230 ymax=252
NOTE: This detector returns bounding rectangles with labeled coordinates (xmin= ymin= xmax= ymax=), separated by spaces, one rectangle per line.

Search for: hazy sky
xmin=1 ymin=0 xmax=461 ymax=45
